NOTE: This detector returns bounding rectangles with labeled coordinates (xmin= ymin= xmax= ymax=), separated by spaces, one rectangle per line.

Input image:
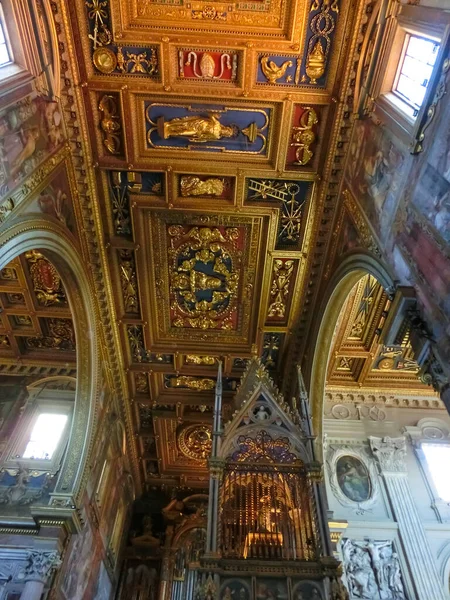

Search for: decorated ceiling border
xmin=284 ymin=0 xmax=374 ymax=398
xmin=53 ymin=0 xmax=144 ymax=494
xmin=85 ymin=0 xmax=160 ymax=78
xmin=79 ymin=0 xmax=347 ymax=95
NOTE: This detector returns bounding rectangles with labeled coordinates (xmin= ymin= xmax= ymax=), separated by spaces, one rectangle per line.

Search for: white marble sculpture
xmin=342 ymin=539 xmax=406 ymax=600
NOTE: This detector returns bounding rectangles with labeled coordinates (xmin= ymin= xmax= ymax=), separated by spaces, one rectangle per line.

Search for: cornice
xmin=54 ymin=0 xmax=142 ymax=494
xmin=284 ymin=0 xmax=376 ymax=394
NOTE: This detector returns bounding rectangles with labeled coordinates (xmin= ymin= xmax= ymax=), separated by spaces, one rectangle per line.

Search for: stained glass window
xmin=393 ymin=34 xmax=440 ymax=117
xmin=0 ymin=4 xmax=11 ymax=67
xmin=422 ymin=443 xmax=450 ymax=502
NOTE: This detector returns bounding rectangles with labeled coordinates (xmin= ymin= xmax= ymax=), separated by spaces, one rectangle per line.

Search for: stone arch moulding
xmin=308 ymin=252 xmax=396 ymax=460
xmin=0 ymin=218 xmax=101 ymax=520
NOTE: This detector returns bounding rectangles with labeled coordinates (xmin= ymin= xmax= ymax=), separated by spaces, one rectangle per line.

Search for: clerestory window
xmin=22 ymin=413 xmax=68 ymax=461
xmin=392 ymin=34 xmax=440 ymax=119
xmin=421 ymin=443 xmax=450 ymax=503
xmin=0 ymin=4 xmax=12 ymax=68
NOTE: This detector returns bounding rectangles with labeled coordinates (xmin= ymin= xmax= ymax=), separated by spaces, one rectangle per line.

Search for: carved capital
xmin=19 ymin=551 xmax=62 ymax=584
xmin=369 ymin=436 xmax=407 ymax=473
xmin=420 ymin=348 xmax=450 ymax=396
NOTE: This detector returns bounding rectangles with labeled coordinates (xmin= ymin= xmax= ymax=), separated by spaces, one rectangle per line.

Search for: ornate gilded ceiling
xmin=59 ymin=0 xmax=363 ymax=488
xmin=63 ymin=0 xmax=346 ymax=488
xmin=5 ymin=0 xmax=433 ymax=490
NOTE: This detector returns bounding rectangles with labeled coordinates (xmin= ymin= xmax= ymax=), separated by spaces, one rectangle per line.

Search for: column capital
xmin=369 ymin=436 xmax=407 ymax=473
xmin=19 ymin=550 xmax=62 ymax=584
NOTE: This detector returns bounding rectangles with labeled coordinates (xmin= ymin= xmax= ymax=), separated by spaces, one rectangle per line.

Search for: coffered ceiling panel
xmin=0 ymin=253 xmax=76 ymax=371
xmin=327 ymin=274 xmax=433 ymax=393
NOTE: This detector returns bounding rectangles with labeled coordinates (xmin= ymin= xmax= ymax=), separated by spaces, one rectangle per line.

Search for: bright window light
xmin=23 ymin=413 xmax=68 ymax=460
xmin=422 ymin=443 xmax=450 ymax=502
xmin=394 ymin=34 xmax=440 ymax=117
xmin=0 ymin=6 xmax=11 ymax=67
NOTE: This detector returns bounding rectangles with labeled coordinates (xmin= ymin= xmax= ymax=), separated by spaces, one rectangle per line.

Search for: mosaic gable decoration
xmin=145 ymin=103 xmax=271 ymax=155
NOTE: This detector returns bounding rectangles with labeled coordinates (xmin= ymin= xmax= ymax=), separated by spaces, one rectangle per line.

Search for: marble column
xmin=19 ymin=551 xmax=61 ymax=600
xmin=369 ymin=436 xmax=447 ymax=600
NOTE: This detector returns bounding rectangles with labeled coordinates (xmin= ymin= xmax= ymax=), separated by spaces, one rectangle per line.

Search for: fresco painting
xmin=345 ymin=119 xmax=410 ymax=247
xmin=336 ymin=455 xmax=371 ymax=503
xmin=292 ymin=581 xmax=323 ymax=600
xmin=0 ymin=96 xmax=65 ymax=199
xmin=337 ymin=211 xmax=364 ymax=256
xmin=220 ymin=578 xmax=251 ymax=600
xmin=256 ymin=578 xmax=289 ymax=600
xmin=25 ymin=165 xmax=77 ymax=235
xmin=410 ymin=95 xmax=450 ymax=245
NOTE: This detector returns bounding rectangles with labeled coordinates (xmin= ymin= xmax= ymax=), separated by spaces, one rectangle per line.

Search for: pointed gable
xmin=221 ymin=359 xmax=308 ymax=463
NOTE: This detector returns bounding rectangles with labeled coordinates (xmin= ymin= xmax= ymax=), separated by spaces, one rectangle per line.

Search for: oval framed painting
xmin=336 ymin=455 xmax=371 ymax=503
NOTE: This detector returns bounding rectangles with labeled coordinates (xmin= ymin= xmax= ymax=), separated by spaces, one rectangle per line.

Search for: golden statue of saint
xmin=157 ymin=114 xmax=237 ymax=142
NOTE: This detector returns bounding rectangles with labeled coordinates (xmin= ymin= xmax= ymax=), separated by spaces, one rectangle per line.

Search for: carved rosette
xmin=19 ymin=550 xmax=61 ymax=584
xmin=369 ymin=436 xmax=407 ymax=474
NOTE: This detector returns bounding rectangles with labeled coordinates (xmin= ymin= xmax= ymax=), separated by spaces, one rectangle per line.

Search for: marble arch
xmin=0 ymin=217 xmax=101 ymax=510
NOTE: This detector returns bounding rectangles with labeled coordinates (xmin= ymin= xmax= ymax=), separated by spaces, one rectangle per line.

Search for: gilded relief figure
xmin=180 ymin=175 xmax=225 ymax=197
xmin=306 ymin=40 xmax=326 ymax=84
xmin=157 ymin=114 xmax=237 ymax=142
xmin=260 ymin=56 xmax=293 ymax=84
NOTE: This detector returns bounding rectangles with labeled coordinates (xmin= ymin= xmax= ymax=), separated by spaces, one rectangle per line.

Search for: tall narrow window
xmin=421 ymin=444 xmax=450 ymax=502
xmin=23 ymin=413 xmax=68 ymax=460
xmin=0 ymin=4 xmax=12 ymax=67
xmin=393 ymin=34 xmax=440 ymax=117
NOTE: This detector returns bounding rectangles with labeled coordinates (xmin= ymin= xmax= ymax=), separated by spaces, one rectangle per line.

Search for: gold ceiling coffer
xmin=98 ymin=94 xmax=122 ymax=154
xmin=191 ymin=6 xmax=227 ymax=21
xmin=260 ymin=56 xmax=293 ymax=84
xmin=306 ymin=0 xmax=339 ymax=84
xmin=116 ymin=47 xmax=158 ymax=75
xmin=180 ymin=176 xmax=225 ymax=197
xmin=86 ymin=0 xmax=112 ymax=50
xmin=183 ymin=51 xmax=234 ymax=79
xmin=268 ymin=259 xmax=295 ymax=318
xmin=157 ymin=114 xmax=237 ymax=143
xmin=291 ymin=107 xmax=318 ymax=166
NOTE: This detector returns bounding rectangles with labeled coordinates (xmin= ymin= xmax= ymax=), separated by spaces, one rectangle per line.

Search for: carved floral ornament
xmin=369 ymin=436 xmax=407 ymax=474
xmin=178 ymin=424 xmax=212 ymax=462
xmin=18 ymin=550 xmax=62 ymax=583
xmin=326 ymin=444 xmax=379 ymax=514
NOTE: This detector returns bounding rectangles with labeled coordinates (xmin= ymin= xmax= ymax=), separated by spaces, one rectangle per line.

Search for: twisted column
xmin=370 ymin=436 xmax=446 ymax=600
